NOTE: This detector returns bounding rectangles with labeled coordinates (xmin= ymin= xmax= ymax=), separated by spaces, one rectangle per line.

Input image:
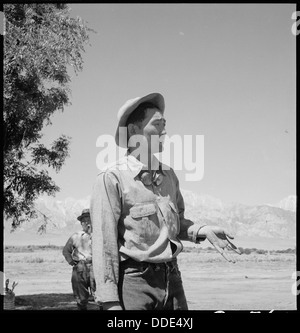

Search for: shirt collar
xmin=125 ymin=151 xmax=166 ymax=178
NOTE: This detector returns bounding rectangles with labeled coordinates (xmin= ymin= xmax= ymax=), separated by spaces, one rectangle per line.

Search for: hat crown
xmin=77 ymin=208 xmax=90 ymax=221
xmin=81 ymin=208 xmax=90 ymax=215
xmin=117 ymin=97 xmax=141 ymax=121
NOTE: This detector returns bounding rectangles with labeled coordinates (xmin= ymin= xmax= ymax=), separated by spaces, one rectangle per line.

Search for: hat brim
xmin=115 ymin=93 xmax=165 ymax=148
xmin=77 ymin=213 xmax=90 ymax=221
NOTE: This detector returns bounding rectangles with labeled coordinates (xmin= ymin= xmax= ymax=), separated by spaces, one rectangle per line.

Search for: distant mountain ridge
xmin=275 ymin=195 xmax=297 ymax=212
xmin=181 ymin=190 xmax=297 ymax=212
xmin=4 ymin=192 xmax=296 ymax=241
xmin=180 ymin=190 xmax=296 ymax=239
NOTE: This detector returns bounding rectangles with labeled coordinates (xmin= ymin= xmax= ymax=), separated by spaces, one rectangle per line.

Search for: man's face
xmin=80 ymin=217 xmax=92 ymax=233
xmin=131 ymin=108 xmax=167 ymax=154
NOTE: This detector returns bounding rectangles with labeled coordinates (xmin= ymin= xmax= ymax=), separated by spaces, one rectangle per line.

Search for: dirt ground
xmin=179 ymin=253 xmax=296 ymax=311
xmin=3 ymin=247 xmax=297 ymax=311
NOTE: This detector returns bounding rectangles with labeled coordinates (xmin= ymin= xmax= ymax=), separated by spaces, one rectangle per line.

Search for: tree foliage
xmin=3 ymin=3 xmax=93 ymax=229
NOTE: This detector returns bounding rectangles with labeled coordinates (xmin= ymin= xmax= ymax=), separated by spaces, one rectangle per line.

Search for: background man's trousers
xmin=72 ymin=260 xmax=96 ymax=310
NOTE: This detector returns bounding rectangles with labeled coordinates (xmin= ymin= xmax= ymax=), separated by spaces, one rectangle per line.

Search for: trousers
xmin=118 ymin=258 xmax=188 ymax=310
xmin=72 ymin=260 xmax=96 ymax=310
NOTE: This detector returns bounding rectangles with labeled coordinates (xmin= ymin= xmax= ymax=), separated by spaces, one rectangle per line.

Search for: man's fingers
xmin=220 ymin=250 xmax=236 ymax=263
xmin=225 ymin=231 xmax=234 ymax=239
xmin=223 ymin=248 xmax=237 ymax=263
xmin=213 ymin=244 xmax=236 ymax=263
xmin=226 ymin=240 xmax=242 ymax=255
xmin=224 ymin=232 xmax=242 ymax=255
xmin=227 ymin=245 xmax=242 ymax=255
xmin=206 ymin=229 xmax=241 ymax=262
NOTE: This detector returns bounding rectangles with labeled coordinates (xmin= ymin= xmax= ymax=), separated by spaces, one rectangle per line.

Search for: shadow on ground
xmin=14 ymin=293 xmax=99 ymax=310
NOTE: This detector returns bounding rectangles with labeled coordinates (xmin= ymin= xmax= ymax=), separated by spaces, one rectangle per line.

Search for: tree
xmin=3 ymin=3 xmax=93 ymax=229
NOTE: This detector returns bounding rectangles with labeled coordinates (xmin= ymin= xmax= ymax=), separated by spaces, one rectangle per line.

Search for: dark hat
xmin=115 ymin=92 xmax=165 ymax=148
xmin=77 ymin=208 xmax=90 ymax=222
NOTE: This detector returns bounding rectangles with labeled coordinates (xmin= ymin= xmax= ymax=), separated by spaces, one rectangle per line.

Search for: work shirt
xmin=62 ymin=231 xmax=92 ymax=265
xmin=90 ymin=154 xmax=205 ymax=303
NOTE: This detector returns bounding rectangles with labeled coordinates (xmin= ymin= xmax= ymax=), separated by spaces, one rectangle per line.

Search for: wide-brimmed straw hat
xmin=115 ymin=92 xmax=165 ymax=148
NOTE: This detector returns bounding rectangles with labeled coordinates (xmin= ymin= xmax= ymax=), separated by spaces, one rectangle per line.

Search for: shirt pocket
xmin=130 ymin=203 xmax=157 ymax=218
xmin=129 ymin=202 xmax=160 ymax=243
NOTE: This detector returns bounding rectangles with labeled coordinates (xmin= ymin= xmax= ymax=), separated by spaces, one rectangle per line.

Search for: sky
xmin=40 ymin=4 xmax=296 ymax=206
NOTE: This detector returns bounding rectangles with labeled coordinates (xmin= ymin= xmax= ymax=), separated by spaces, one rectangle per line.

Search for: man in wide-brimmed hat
xmin=62 ymin=208 xmax=96 ymax=310
xmin=91 ymin=93 xmax=241 ymax=311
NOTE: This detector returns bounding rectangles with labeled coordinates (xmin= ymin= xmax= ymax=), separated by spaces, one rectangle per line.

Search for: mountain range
xmin=181 ymin=191 xmax=296 ymax=239
xmin=4 ymin=191 xmax=296 ymax=243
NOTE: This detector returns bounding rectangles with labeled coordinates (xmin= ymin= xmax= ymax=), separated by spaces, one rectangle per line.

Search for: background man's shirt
xmin=62 ymin=231 xmax=92 ymax=264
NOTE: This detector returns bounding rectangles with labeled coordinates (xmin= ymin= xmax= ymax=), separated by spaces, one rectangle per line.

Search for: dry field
xmin=179 ymin=250 xmax=296 ymax=311
xmin=3 ymin=245 xmax=297 ymax=311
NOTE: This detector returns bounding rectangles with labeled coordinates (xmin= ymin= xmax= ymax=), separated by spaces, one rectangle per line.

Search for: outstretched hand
xmin=199 ymin=226 xmax=242 ymax=263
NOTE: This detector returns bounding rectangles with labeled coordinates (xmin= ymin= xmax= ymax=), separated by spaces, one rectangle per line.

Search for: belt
xmin=120 ymin=258 xmax=177 ymax=272
xmin=78 ymin=259 xmax=92 ymax=265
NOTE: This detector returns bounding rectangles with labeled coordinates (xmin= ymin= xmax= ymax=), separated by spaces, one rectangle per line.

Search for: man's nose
xmin=160 ymin=122 xmax=167 ymax=135
xmin=160 ymin=129 xmax=167 ymax=136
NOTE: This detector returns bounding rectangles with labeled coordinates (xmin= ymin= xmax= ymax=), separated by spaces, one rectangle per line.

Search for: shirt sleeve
xmin=62 ymin=235 xmax=75 ymax=265
xmin=90 ymin=171 xmax=122 ymax=304
xmin=172 ymin=170 xmax=206 ymax=243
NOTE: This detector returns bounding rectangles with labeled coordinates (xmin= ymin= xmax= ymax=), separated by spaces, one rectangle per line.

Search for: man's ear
xmin=127 ymin=123 xmax=136 ymax=136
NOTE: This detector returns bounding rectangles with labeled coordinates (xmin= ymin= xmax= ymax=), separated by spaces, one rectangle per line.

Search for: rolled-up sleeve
xmin=62 ymin=236 xmax=75 ymax=265
xmin=90 ymin=171 xmax=122 ymax=303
